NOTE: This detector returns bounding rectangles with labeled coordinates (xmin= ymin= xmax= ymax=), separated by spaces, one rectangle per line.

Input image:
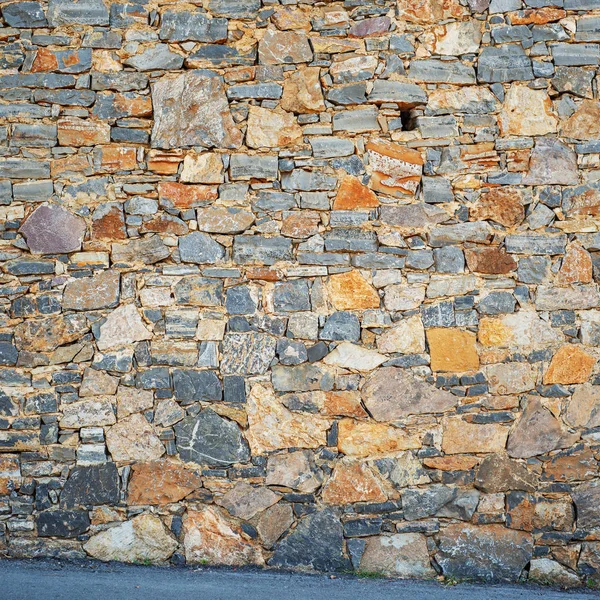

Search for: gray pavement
xmin=0 ymin=559 xmax=597 ymax=600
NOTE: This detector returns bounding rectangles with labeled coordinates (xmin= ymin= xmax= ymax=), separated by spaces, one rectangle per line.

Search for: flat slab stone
xmin=62 ymin=270 xmax=120 ymax=311
xmin=20 ymin=205 xmax=86 ymax=255
xmin=151 ymin=71 xmax=241 ymax=149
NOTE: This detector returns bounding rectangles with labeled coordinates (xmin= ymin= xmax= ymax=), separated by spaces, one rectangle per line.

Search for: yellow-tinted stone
xmin=427 ymin=328 xmax=479 ymax=372
xmin=322 ymin=460 xmax=388 ymax=505
xmin=442 ymin=417 xmax=510 ymax=454
xmin=337 ymin=419 xmax=421 ymax=458
xmin=544 ymin=345 xmax=596 ymax=385
xmin=333 ymin=175 xmax=379 ymax=210
xmin=327 ymin=270 xmax=380 ymax=310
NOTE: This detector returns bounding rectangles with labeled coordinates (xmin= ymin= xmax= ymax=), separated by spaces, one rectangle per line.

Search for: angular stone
xmin=180 ymin=152 xmax=223 ymax=184
xmin=60 ymin=463 xmax=120 ymax=508
xmin=478 ymin=46 xmax=533 ymax=83
xmin=37 ymin=510 xmax=90 ymax=539
xmin=195 ymin=207 xmax=254 ymax=235
xmin=217 ymin=482 xmax=280 ymax=520
xmin=116 ymin=387 xmax=153 ymax=419
xmin=333 ymin=176 xmax=378 ymax=210
xmin=174 ymin=276 xmax=223 ymax=307
xmin=410 ymin=60 xmax=476 ymax=85
xmin=183 ymin=506 xmax=264 ymax=566
xmin=499 ymin=85 xmax=557 ymax=137
xmin=397 ymin=0 xmax=466 ymax=24
xmin=20 ymin=205 xmax=86 ymax=255
xmin=565 ymin=384 xmax=600 ymax=428
xmin=427 ymin=20 xmax=482 ymax=56
xmin=259 ymin=29 xmax=312 ymax=65
xmin=92 ymin=203 xmax=126 ymax=241
xmin=323 ymin=343 xmax=386 ymax=372
xmin=465 ymin=247 xmax=517 ymax=274
xmin=2 ymin=1 xmax=47 ymax=27
xmin=175 ymin=409 xmax=249 ymax=466
xmin=557 ymin=242 xmax=593 ymax=284
xmin=63 ymin=270 xmax=120 ymax=311
xmin=105 ymin=414 xmax=163 ymax=462
xmin=337 ymin=419 xmax=421 ymax=458
xmin=47 ymin=0 xmax=109 ymax=26
xmin=436 ymin=524 xmax=533 ymax=582
xmin=522 ymin=138 xmax=579 ymax=186
xmin=96 ymin=304 xmax=151 ymax=351
xmin=561 ymin=99 xmax=600 ymax=140
xmin=221 ymin=332 xmax=276 ymax=376
xmin=266 ymin=450 xmax=323 ymax=493
xmin=359 ymin=533 xmax=435 ymax=578
xmin=470 ymin=188 xmax=524 ymax=228
xmin=427 ymin=329 xmax=479 ymax=372
xmin=536 ymin=285 xmax=598 ymax=311
xmin=84 ymin=514 xmax=177 ymax=563
xmin=362 ymin=367 xmax=456 ymax=421
xmin=179 ymin=232 xmax=225 ymax=265
xmin=322 ymin=460 xmax=387 ymax=505
xmin=233 ymin=236 xmax=292 ymax=265
xmin=160 ymin=10 xmax=227 ymax=42
xmin=15 ymin=314 xmax=89 ymax=353
xmin=544 ymin=345 xmax=595 ymax=385
xmin=111 ymin=236 xmax=171 ymax=265
xmin=572 ymin=481 xmax=600 ymax=529
xmin=374 ymin=451 xmax=431 ymax=488
xmin=270 ymin=508 xmax=348 ymax=571
xmin=151 ymin=71 xmax=241 ymax=149
xmin=327 ymin=271 xmax=379 ymax=311
xmin=529 ymin=558 xmax=581 ymax=587
xmin=442 ymin=417 xmax=509 ymax=454
xmin=246 ymin=383 xmax=329 ymax=454
xmin=429 ymin=222 xmax=492 ymax=246
xmin=60 ymin=398 xmax=116 ymax=429
xmin=366 ymin=139 xmax=423 ymax=198
xmin=376 ymin=315 xmax=425 ymax=355
xmin=281 ymin=67 xmax=325 ymax=114
xmin=257 ymin=504 xmax=295 ymax=549
xmin=475 ymin=454 xmax=538 ymax=493
xmin=246 ymin=106 xmax=302 ymax=149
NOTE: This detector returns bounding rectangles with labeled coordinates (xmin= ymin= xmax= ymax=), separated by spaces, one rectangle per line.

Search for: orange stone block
xmin=147 ymin=149 xmax=184 ymax=175
xmin=114 ymin=93 xmax=152 ymax=117
xmin=509 ymin=7 xmax=565 ymax=24
xmin=423 ymin=456 xmax=480 ymax=471
xmin=51 ymin=154 xmax=91 ymax=177
xmin=281 ymin=212 xmax=320 ymax=238
xmin=30 ymin=48 xmax=59 ymax=72
xmin=470 ymin=188 xmax=524 ymax=228
xmin=557 ymin=242 xmax=593 ymax=285
xmin=327 ymin=270 xmax=380 ymax=310
xmin=157 ymin=181 xmax=217 ymax=208
xmin=128 ymin=461 xmax=202 ymax=505
xmin=333 ymin=175 xmax=379 ymax=210
xmin=96 ymin=146 xmax=137 ymax=173
xmin=366 ymin=139 xmax=423 ymax=198
xmin=322 ymin=461 xmax=388 ymax=505
xmin=544 ymin=345 xmax=596 ymax=385
xmin=427 ymin=328 xmax=479 ymax=372
xmin=323 ymin=391 xmax=368 ymax=418
xmin=58 ymin=118 xmax=111 ymax=147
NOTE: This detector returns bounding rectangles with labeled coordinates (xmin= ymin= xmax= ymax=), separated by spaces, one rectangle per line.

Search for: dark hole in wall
xmin=400 ymin=110 xmax=417 ymax=131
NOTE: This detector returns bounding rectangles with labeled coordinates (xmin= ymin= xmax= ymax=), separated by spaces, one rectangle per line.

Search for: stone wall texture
xmin=1 ymin=0 xmax=600 ymax=587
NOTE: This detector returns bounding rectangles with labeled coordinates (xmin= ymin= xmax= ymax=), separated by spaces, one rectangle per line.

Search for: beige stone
xmin=257 ymin=503 xmax=294 ymax=549
xmin=97 ymin=304 xmax=152 ymax=351
xmin=485 ymin=362 xmax=538 ymax=394
xmin=442 ymin=417 xmax=509 ymax=454
xmin=60 ymin=398 xmax=116 ymax=429
xmin=216 ymin=482 xmax=280 ymax=520
xmin=246 ymin=384 xmax=330 ymax=454
xmin=428 ymin=21 xmax=482 ymax=56
xmin=246 ymin=106 xmax=303 ymax=149
xmin=266 ymin=450 xmax=323 ymax=492
xmin=117 ymin=387 xmax=154 ymax=419
xmin=470 ymin=188 xmax=524 ymax=228
xmin=499 ymin=86 xmax=558 ymax=137
xmin=561 ymin=100 xmax=600 ymax=140
xmin=376 ymin=315 xmax=425 ymax=354
xmin=180 ymin=152 xmax=224 ymax=184
xmin=106 ymin=414 xmax=164 ymax=462
xmin=384 ymin=284 xmax=426 ymax=311
xmin=183 ymin=506 xmax=264 ymax=566
xmin=280 ymin=67 xmax=325 ymax=114
xmin=84 ymin=514 xmax=177 ymax=563
xmin=79 ymin=368 xmax=119 ymax=397
xmin=397 ymin=0 xmax=466 ymax=24
xmin=566 ymin=383 xmax=600 ymax=428
xmin=427 ymin=328 xmax=479 ymax=372
xmin=323 ymin=342 xmax=387 ymax=371
xmin=337 ymin=419 xmax=421 ymax=458
xmin=63 ymin=270 xmax=120 ymax=311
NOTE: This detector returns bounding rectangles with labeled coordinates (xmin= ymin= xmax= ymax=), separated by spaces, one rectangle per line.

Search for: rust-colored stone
xmin=322 ymin=460 xmax=388 ymax=505
xmin=470 ymin=188 xmax=524 ymax=228
xmin=544 ymin=345 xmax=596 ymax=385
xmin=465 ymin=247 xmax=517 ymax=274
xmin=333 ymin=175 xmax=379 ymax=210
xmin=509 ymin=8 xmax=566 ymax=24
xmin=557 ymin=242 xmax=593 ymax=285
xmin=337 ymin=419 xmax=421 ymax=458
xmin=158 ymin=181 xmax=218 ymax=209
xmin=327 ymin=270 xmax=380 ymax=310
xmin=323 ymin=391 xmax=368 ymax=418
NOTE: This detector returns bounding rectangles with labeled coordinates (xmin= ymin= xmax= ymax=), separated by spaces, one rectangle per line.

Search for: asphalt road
xmin=0 ymin=559 xmax=596 ymax=600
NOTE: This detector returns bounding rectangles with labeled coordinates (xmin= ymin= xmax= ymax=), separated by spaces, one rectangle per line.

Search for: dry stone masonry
xmin=1 ymin=0 xmax=600 ymax=587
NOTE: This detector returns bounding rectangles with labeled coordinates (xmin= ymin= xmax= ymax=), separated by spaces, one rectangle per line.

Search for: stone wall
xmin=0 ymin=0 xmax=600 ymax=586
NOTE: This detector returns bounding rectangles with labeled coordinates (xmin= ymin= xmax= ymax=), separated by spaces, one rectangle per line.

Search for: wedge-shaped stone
xmin=362 ymin=367 xmax=457 ymax=421
xmin=84 ymin=514 xmax=177 ymax=563
xmin=216 ymin=482 xmax=280 ymax=520
xmin=327 ymin=270 xmax=380 ymax=310
xmin=266 ymin=450 xmax=323 ymax=493
xmin=323 ymin=343 xmax=386 ymax=372
xmin=96 ymin=304 xmax=152 ymax=351
xmin=322 ymin=460 xmax=388 ymax=505
xmin=151 ymin=71 xmax=241 ymax=149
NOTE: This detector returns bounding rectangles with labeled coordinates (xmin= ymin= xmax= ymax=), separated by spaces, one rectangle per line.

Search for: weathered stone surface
xmin=60 ymin=398 xmax=115 ymax=429
xmin=436 ymin=524 xmax=533 ymax=582
xmin=61 ymin=463 xmax=120 ymax=508
xmin=471 ymin=188 xmax=524 ymax=228
xmin=572 ymin=481 xmax=600 ymax=529
xmin=217 ymin=482 xmax=280 ymax=520
xmin=246 ymin=106 xmax=302 ymax=149
xmin=523 ymin=138 xmax=579 ymax=186
xmin=499 ymin=86 xmax=557 ymax=137
xmin=281 ymin=67 xmax=325 ymax=113
xmin=323 ymin=343 xmax=386 ymax=372
xmin=151 ymin=71 xmax=241 ymax=149
xmin=322 ymin=460 xmax=387 ymax=505
xmin=20 ymin=205 xmax=86 ymax=255
xmin=561 ymin=99 xmax=600 ymax=140
xmin=270 ymin=508 xmax=348 ymax=571
xmin=545 ymin=345 xmax=595 ymax=385
xmin=367 ymin=139 xmax=423 ymax=198
xmin=359 ymin=534 xmax=435 ymax=578
xmin=15 ymin=314 xmax=88 ymax=353
xmin=37 ymin=510 xmax=90 ymax=539
xmin=106 ymin=414 xmax=164 ymax=462
xmin=442 ymin=417 xmax=509 ymax=454
xmin=327 ymin=271 xmax=380 ymax=310
xmin=259 ymin=29 xmax=313 ymax=65
xmin=84 ymin=514 xmax=177 ymax=563
xmin=257 ymin=504 xmax=294 ymax=549
xmin=63 ymin=270 xmax=120 ymax=311
xmin=362 ymin=367 xmax=456 ymax=421
xmin=111 ymin=236 xmax=170 ymax=265
xmin=246 ymin=384 xmax=329 ymax=454
xmin=333 ymin=176 xmax=378 ymax=211
xmin=475 ymin=454 xmax=538 ymax=493
xmin=221 ymin=332 xmax=276 ymax=376
xmin=175 ymin=409 xmax=249 ymax=466
xmin=338 ymin=419 xmax=420 ymax=458
xmin=128 ymin=460 xmax=201 ymax=505
xmin=183 ymin=506 xmax=264 ymax=566
xmin=529 ymin=558 xmax=581 ymax=587
xmin=96 ymin=304 xmax=151 ymax=351
xmin=266 ymin=450 xmax=323 ymax=493
xmin=507 ymin=398 xmax=565 ymax=459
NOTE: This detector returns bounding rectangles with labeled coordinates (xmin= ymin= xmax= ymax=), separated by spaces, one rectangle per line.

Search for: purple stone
xmin=20 ymin=204 xmax=86 ymax=255
xmin=348 ymin=16 xmax=391 ymax=38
